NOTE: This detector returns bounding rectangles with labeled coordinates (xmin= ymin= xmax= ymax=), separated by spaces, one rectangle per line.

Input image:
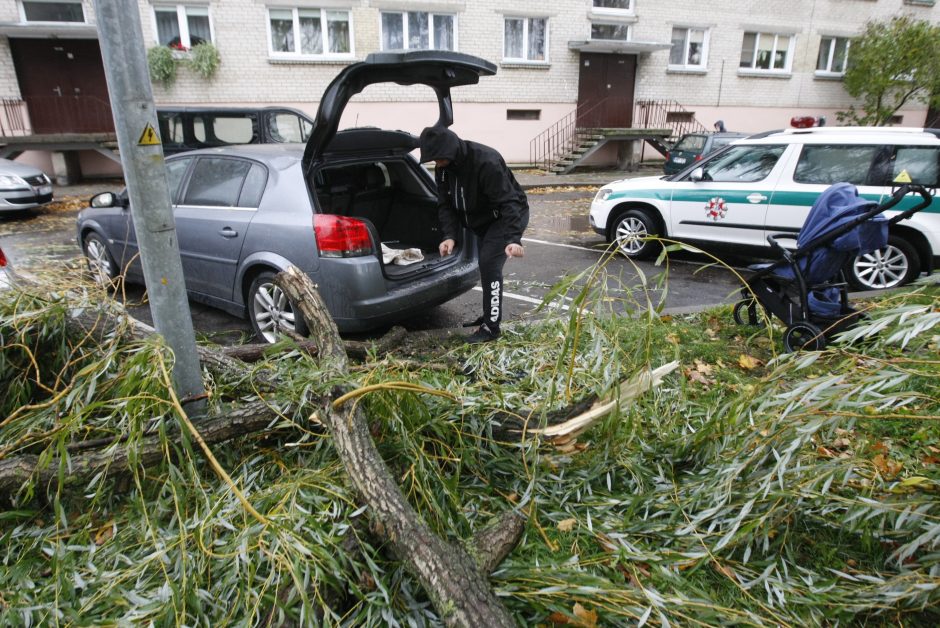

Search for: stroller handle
xmin=884 ymin=184 xmax=934 ymax=225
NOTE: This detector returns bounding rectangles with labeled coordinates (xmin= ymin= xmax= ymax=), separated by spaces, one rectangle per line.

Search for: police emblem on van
xmin=705 ymin=197 xmax=727 ymax=221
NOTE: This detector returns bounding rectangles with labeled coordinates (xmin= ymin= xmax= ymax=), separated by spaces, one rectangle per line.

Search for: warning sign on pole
xmin=137 ymin=123 xmax=160 ymax=146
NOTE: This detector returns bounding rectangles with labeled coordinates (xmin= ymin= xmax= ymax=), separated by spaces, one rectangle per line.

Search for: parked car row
xmin=591 ymin=126 xmax=939 ymax=291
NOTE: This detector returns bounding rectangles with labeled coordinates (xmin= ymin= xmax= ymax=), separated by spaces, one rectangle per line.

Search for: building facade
xmin=0 ymin=0 xmax=937 ymax=175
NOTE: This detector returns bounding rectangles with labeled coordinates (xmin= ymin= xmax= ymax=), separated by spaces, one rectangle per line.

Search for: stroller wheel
xmin=783 ymin=322 xmax=826 ymax=352
xmin=732 ymin=299 xmax=765 ymax=327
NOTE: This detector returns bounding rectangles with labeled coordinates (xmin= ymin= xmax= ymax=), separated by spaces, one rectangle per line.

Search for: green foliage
xmin=146 ymin=45 xmax=176 ymax=88
xmin=186 ymin=41 xmax=220 ymax=80
xmin=837 ymin=16 xmax=940 ymax=126
xmin=1 ymin=266 xmax=939 ymax=625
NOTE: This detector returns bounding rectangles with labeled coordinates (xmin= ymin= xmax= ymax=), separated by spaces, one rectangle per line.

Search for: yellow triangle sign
xmin=894 ymin=169 xmax=912 ymax=184
xmin=137 ymin=123 xmax=161 ymax=146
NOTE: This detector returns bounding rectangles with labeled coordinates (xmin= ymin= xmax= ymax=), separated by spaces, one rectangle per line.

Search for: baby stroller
xmin=733 ymin=182 xmax=934 ymax=352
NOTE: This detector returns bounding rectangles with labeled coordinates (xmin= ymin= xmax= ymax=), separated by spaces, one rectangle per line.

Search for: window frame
xmin=266 ymin=6 xmax=354 ymax=60
xmin=815 ymin=35 xmax=851 ymax=77
xmin=379 ymin=10 xmax=457 ymax=51
xmin=669 ymin=26 xmax=709 ymax=70
xmin=502 ymin=16 xmax=549 ymax=64
xmin=152 ymin=3 xmax=214 ymax=50
xmin=739 ymin=31 xmax=795 ymax=75
xmin=591 ymin=0 xmax=635 ymax=16
xmin=19 ymin=0 xmax=85 ymax=23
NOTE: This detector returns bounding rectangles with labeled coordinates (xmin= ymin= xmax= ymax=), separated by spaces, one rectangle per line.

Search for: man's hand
xmin=439 ymin=239 xmax=456 ymax=256
xmin=505 ymin=243 xmax=524 ymax=258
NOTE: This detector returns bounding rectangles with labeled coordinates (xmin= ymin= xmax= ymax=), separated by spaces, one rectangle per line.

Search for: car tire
xmin=612 ymin=209 xmax=660 ymax=259
xmin=846 ymin=235 xmax=920 ymax=291
xmin=783 ymin=321 xmax=826 ymax=353
xmin=82 ymin=232 xmax=118 ymax=286
xmin=247 ymin=271 xmax=309 ymax=344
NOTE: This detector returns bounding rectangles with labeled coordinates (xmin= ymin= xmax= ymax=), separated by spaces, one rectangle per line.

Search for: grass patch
xmin=1 ymin=266 xmax=938 ymax=625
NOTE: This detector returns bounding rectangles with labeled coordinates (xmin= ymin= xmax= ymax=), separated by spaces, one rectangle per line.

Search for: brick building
xmin=0 ymin=0 xmax=937 ymax=176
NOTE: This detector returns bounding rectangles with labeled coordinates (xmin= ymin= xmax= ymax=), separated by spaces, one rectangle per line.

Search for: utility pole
xmin=93 ymin=0 xmax=205 ymax=408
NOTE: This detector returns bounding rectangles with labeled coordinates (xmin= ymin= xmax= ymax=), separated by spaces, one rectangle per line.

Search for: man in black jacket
xmin=419 ymin=125 xmax=529 ymax=343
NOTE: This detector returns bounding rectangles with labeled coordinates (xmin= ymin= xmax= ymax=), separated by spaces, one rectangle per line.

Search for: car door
xmin=174 ymin=156 xmax=267 ymax=300
xmin=667 ymin=143 xmax=789 ymax=247
xmin=112 ymin=157 xmax=193 ymax=278
xmin=765 ymin=143 xmax=887 ymax=240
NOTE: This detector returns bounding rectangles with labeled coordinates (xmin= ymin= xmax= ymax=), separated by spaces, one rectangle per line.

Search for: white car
xmin=590 ymin=126 xmax=939 ymax=290
xmin=0 ymin=158 xmax=53 ymax=213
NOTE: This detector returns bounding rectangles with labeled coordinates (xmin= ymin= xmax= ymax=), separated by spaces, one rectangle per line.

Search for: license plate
xmin=673 ymin=157 xmax=687 ymax=164
xmin=39 ymin=185 xmax=52 ymax=195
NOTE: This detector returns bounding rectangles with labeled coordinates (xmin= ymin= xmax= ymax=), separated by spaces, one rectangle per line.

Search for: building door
xmin=9 ymin=38 xmax=114 ymax=134
xmin=577 ymin=53 xmax=636 ymax=127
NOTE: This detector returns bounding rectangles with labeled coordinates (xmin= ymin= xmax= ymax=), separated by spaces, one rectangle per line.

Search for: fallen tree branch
xmin=275 ymin=265 xmax=518 ymax=627
xmin=0 ymin=400 xmax=280 ymax=497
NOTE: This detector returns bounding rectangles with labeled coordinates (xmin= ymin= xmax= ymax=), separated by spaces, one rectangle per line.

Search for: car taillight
xmin=0 ymin=247 xmax=7 ymax=267
xmin=665 ymin=151 xmax=670 ymax=160
xmin=695 ymin=154 xmax=703 ymax=161
xmin=313 ymin=214 xmax=372 ymax=257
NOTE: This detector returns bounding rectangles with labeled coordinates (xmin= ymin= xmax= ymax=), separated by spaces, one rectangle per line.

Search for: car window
xmin=268 ymin=112 xmax=312 ymax=143
xmin=165 ymin=157 xmax=192 ymax=201
xmin=182 ymin=157 xmax=253 ymax=207
xmin=891 ymin=146 xmax=939 ymax=187
xmin=238 ymin=163 xmax=268 ymax=207
xmin=794 ymin=145 xmax=879 ymax=185
xmin=697 ymin=144 xmax=786 ymax=183
xmin=710 ymin=137 xmax=737 ymax=151
xmin=674 ymin=135 xmax=706 ymax=152
xmin=210 ymin=116 xmax=255 ymax=144
xmin=159 ymin=113 xmax=186 ymax=149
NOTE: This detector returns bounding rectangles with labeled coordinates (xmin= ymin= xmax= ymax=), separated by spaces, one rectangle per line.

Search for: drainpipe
xmin=93 ymin=0 xmax=206 ymax=411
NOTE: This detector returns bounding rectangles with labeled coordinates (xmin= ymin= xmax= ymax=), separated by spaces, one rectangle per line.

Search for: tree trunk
xmin=275 ymin=266 xmax=519 ymax=627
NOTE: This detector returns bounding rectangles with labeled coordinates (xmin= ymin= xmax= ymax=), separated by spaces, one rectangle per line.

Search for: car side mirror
xmin=90 ymin=192 xmax=127 ymax=209
xmin=689 ymin=167 xmax=705 ymax=182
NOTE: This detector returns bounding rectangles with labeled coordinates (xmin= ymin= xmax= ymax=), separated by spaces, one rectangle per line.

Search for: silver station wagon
xmin=77 ymin=51 xmax=494 ymax=341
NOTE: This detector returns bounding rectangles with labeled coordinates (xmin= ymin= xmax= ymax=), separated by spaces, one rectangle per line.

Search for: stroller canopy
xmin=775 ymin=182 xmax=886 ymax=318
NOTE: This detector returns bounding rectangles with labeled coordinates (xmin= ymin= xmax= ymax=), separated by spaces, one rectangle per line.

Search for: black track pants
xmin=476 ymin=220 xmax=512 ymax=329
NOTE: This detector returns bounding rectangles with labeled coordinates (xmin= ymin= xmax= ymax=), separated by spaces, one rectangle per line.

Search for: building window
xmin=268 ymin=8 xmax=351 ymax=57
xmin=591 ymin=23 xmax=629 ymax=41
xmin=21 ymin=0 xmax=84 ymax=22
xmin=740 ymin=32 xmax=793 ymax=72
xmin=504 ymin=17 xmax=547 ymax=62
xmin=155 ymin=5 xmax=212 ymax=50
xmin=507 ymin=109 xmax=540 ymax=120
xmin=816 ymin=36 xmax=850 ymax=75
xmin=381 ymin=11 xmax=455 ymax=51
xmin=593 ymin=0 xmax=633 ymax=11
xmin=670 ymin=27 xmax=708 ymax=68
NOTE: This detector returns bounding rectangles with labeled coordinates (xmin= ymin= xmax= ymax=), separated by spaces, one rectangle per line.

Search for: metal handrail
xmin=0 ymin=99 xmax=29 ymax=136
xmin=529 ymin=98 xmax=610 ymax=171
xmin=530 ymin=98 xmax=709 ymax=172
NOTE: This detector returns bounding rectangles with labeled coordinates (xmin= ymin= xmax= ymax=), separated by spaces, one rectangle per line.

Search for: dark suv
xmin=156 ymin=106 xmax=314 ymax=155
xmin=664 ymin=132 xmax=749 ymax=175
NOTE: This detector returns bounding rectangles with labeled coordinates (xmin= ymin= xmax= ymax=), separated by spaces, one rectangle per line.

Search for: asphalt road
xmin=0 ymin=184 xmax=746 ymax=344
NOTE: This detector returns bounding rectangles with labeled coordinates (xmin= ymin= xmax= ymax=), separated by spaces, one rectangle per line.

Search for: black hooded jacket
xmin=419 ymin=126 xmax=529 ymax=244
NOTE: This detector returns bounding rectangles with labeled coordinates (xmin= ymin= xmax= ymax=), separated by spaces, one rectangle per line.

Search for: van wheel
xmin=82 ymin=232 xmax=117 ymax=286
xmin=247 ymin=271 xmax=309 ymax=343
xmin=846 ymin=235 xmax=919 ymax=291
xmin=612 ymin=209 xmax=659 ymax=259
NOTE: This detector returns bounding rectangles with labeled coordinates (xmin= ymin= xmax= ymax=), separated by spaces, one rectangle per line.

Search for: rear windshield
xmin=673 ymin=135 xmax=707 ymax=152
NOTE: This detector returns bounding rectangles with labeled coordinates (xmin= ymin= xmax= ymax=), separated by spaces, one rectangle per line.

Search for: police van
xmin=589 ymin=126 xmax=939 ymax=289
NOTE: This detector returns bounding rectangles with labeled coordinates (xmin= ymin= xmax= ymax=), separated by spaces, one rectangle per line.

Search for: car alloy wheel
xmin=849 ymin=237 xmax=918 ymax=290
xmin=83 ymin=233 xmax=116 ymax=286
xmin=248 ymin=272 xmax=307 ymax=343
xmin=613 ymin=210 xmax=658 ymax=259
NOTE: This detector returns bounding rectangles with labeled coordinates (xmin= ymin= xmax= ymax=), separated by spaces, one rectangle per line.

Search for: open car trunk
xmin=313 ymin=157 xmax=459 ymax=279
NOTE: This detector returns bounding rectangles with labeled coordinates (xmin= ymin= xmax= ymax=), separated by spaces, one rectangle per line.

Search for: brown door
xmin=10 ymin=38 xmax=114 ymax=134
xmin=577 ymin=53 xmax=636 ymax=128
